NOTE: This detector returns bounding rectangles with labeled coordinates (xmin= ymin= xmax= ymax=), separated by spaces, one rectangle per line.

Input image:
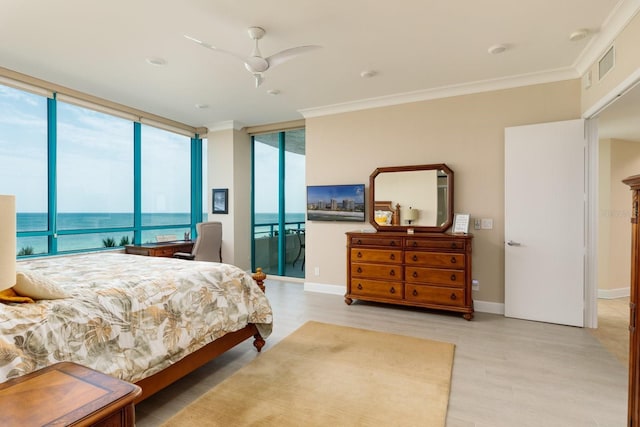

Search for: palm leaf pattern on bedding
xmin=0 ymin=253 xmax=273 ymax=383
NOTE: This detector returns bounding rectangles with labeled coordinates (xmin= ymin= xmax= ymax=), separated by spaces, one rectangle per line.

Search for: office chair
xmin=174 ymin=221 xmax=222 ymax=262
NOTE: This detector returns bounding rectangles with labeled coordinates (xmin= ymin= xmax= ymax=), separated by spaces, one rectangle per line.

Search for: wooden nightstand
xmin=0 ymin=362 xmax=141 ymax=426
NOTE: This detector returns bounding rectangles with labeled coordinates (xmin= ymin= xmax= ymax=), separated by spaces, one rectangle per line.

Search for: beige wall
xmin=599 ymin=138 xmax=640 ymax=293
xmin=206 ymin=128 xmax=252 ymax=270
xmin=305 ymin=80 xmax=581 ymax=304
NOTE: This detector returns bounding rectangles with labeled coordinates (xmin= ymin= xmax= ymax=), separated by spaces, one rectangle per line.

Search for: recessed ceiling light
xmin=360 ymin=70 xmax=377 ymax=78
xmin=487 ymin=44 xmax=508 ymax=55
xmin=195 ymin=104 xmax=209 ymax=109
xmin=569 ymin=29 xmax=589 ymax=42
xmin=146 ymin=57 xmax=167 ymax=66
xmin=266 ymin=89 xmax=280 ymax=96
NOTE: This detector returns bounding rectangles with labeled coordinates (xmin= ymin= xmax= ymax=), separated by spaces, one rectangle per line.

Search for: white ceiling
xmin=0 ymin=0 xmax=637 ymax=129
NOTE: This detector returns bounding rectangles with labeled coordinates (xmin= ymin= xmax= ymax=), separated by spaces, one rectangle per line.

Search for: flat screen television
xmin=306 ymin=184 xmax=365 ymax=222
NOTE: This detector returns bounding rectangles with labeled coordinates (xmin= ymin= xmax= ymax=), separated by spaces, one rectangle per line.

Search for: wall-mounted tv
xmin=306 ymin=184 xmax=365 ymax=222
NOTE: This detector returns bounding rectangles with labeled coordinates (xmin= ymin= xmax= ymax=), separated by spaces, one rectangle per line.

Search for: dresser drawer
xmin=405 ymin=252 xmax=465 ymax=268
xmin=405 ymin=238 xmax=465 ymax=251
xmin=350 ymin=236 xmax=402 ymax=248
xmin=351 ymin=248 xmax=402 ymax=264
xmin=350 ymin=279 xmax=403 ymax=300
xmin=352 ymin=263 xmax=403 ymax=280
xmin=406 ymin=284 xmax=464 ymax=307
xmin=405 ymin=267 xmax=464 ymax=286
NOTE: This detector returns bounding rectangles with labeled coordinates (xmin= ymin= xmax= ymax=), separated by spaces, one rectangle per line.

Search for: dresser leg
xmin=344 ymin=296 xmax=353 ymax=305
xmin=463 ymin=313 xmax=474 ymax=321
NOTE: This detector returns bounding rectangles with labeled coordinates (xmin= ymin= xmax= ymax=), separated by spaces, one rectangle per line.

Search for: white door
xmin=504 ymin=119 xmax=585 ymax=327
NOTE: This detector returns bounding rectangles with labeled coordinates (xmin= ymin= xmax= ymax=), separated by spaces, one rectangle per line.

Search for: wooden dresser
xmin=346 ymin=231 xmax=474 ymax=320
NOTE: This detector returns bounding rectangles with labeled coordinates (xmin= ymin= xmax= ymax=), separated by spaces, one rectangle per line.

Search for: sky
xmin=0 ymin=84 xmax=306 ymax=214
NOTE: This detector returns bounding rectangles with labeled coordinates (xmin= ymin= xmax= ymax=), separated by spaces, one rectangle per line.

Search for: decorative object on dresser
xmin=623 ymin=174 xmax=640 ymax=426
xmin=0 ymin=362 xmax=141 ymax=426
xmin=346 ymin=163 xmax=474 ymax=320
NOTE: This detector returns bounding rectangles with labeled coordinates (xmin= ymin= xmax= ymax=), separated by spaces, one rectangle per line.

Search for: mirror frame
xmin=369 ymin=163 xmax=454 ymax=233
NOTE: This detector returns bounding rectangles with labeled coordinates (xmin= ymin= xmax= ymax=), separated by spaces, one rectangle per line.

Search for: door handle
xmin=506 ymin=240 xmax=521 ymax=246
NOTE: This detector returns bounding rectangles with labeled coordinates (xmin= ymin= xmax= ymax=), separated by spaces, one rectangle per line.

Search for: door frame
xmin=583 ymin=67 xmax=640 ymax=328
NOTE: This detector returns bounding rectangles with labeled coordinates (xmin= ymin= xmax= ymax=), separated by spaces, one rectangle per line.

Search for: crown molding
xmin=573 ymin=0 xmax=640 ymax=75
xmin=299 ymin=67 xmax=578 ymax=119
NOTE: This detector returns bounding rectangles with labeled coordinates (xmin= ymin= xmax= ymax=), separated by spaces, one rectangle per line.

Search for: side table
xmin=0 ymin=362 xmax=141 ymax=426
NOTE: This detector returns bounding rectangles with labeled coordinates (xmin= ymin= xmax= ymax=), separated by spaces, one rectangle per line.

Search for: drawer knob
xmin=450 ymin=257 xmax=457 ymax=264
xmin=357 ymin=252 xmax=362 ymax=258
xmin=390 ymin=287 xmax=396 ymax=294
xmin=412 ymin=271 xmax=418 ymax=278
xmin=412 ymin=289 xmax=418 ymax=297
xmin=389 ymin=269 xmax=395 ymax=276
xmin=390 ymin=241 xmax=396 ymax=246
xmin=357 ymin=267 xmax=363 ymax=273
xmin=357 ymin=283 xmax=363 ymax=290
xmin=390 ymin=253 xmax=395 ymax=260
xmin=450 ymin=293 xmax=457 ymax=300
xmin=412 ymin=254 xmax=418 ymax=262
xmin=412 ymin=241 xmax=418 ymax=247
xmin=450 ymin=274 xmax=457 ymax=281
xmin=451 ymin=242 xmax=457 ymax=249
xmin=357 ymin=239 xmax=362 ymax=244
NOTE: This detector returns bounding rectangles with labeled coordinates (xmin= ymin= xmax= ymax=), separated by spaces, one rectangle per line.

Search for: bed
xmin=0 ymin=253 xmax=273 ymax=402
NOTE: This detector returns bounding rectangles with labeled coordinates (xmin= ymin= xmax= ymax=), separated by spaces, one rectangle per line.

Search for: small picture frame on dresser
xmin=452 ymin=213 xmax=470 ymax=234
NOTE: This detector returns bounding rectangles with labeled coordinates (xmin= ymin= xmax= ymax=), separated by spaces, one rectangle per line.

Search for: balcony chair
xmin=292 ymin=229 xmax=305 ymax=270
xmin=174 ymin=221 xmax=222 ymax=262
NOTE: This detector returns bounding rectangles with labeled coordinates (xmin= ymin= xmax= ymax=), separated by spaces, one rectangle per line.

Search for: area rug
xmin=161 ymin=321 xmax=455 ymax=427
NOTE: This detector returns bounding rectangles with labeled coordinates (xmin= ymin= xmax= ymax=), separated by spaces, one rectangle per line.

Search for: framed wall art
xmin=212 ymin=188 xmax=228 ymax=214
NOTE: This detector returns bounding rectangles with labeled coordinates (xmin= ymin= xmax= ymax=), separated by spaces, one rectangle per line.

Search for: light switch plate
xmin=481 ymin=218 xmax=493 ymax=229
xmin=474 ymin=218 xmax=481 ymax=230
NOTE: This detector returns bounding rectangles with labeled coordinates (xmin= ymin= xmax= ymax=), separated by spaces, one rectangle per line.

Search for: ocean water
xmin=16 ymin=212 xmax=305 ymax=255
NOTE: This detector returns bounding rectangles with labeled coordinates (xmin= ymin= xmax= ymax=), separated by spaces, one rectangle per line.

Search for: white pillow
xmin=14 ymin=270 xmax=69 ymax=300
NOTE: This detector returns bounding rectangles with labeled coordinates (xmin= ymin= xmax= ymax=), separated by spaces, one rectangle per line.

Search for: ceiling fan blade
xmin=266 ymin=45 xmax=321 ymax=69
xmin=183 ymin=34 xmax=247 ymax=63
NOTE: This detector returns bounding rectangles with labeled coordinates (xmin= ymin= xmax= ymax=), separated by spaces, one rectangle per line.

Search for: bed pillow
xmin=13 ymin=270 xmax=69 ymax=300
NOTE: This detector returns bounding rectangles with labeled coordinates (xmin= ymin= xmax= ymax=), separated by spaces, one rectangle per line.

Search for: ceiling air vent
xmin=598 ymin=45 xmax=615 ymax=81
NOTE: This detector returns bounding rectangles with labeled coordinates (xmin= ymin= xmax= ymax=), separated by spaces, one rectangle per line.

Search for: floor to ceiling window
xmin=0 ymin=81 xmax=204 ymax=257
xmin=252 ymin=129 xmax=306 ymax=278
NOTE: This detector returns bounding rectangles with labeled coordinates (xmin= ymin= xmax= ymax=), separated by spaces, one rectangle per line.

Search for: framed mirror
xmin=369 ymin=163 xmax=453 ymax=232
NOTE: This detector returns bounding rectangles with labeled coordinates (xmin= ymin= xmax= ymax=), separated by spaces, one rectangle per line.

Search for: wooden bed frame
xmin=133 ymin=267 xmax=268 ymax=403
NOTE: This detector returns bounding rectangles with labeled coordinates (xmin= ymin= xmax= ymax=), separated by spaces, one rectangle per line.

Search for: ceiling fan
xmin=185 ymin=27 xmax=321 ymax=88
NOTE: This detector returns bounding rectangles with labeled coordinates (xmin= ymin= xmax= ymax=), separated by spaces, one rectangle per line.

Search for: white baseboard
xmin=303 ymin=282 xmax=506 ymax=315
xmin=474 ymin=300 xmax=505 ymax=315
xmin=304 ymin=282 xmax=345 ymax=295
xmin=598 ymin=287 xmax=630 ymax=299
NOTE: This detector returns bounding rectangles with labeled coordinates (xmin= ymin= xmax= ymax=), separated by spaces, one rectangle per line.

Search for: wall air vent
xmin=598 ymin=45 xmax=615 ymax=81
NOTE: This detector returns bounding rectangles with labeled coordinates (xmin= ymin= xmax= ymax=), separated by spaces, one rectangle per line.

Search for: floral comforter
xmin=0 ymin=253 xmax=273 ymax=383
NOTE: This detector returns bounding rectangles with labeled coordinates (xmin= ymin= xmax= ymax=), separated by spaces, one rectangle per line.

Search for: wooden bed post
xmin=251 ymin=267 xmax=267 ymax=352
xmin=252 ymin=267 xmax=267 ymax=293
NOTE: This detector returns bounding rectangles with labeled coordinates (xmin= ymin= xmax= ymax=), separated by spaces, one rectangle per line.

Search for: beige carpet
xmin=162 ymin=321 xmax=455 ymax=427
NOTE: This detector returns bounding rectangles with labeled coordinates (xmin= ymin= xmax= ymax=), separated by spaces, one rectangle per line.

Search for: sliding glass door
xmin=252 ymin=129 xmax=305 ymax=278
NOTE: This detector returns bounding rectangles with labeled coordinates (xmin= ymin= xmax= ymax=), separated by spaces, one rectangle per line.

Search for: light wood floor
xmin=135 ymin=280 xmax=627 ymax=427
